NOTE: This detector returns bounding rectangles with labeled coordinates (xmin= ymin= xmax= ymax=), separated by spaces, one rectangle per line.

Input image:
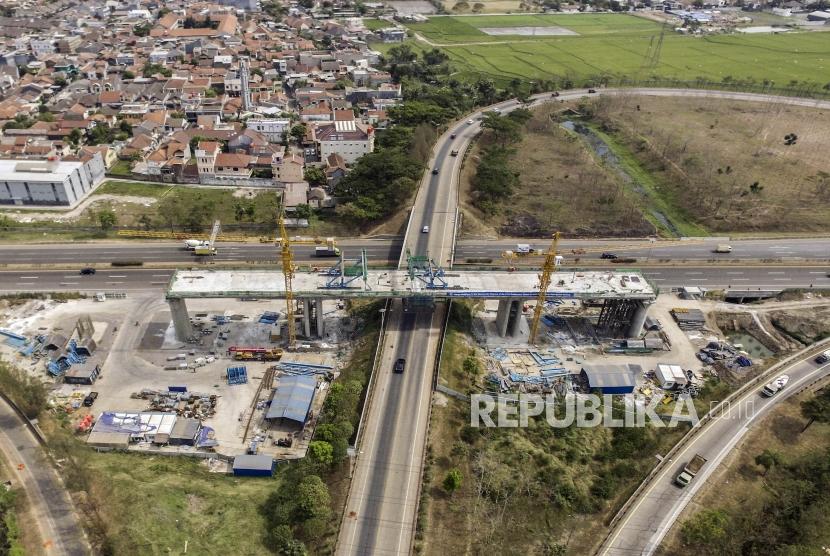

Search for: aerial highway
xmin=600 ymin=348 xmax=830 ymax=556
xmin=1 ymin=237 xmax=828 ymax=266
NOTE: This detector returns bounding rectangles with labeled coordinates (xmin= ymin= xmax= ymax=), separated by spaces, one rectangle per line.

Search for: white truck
xmin=183 ymin=239 xmax=209 ymax=250
xmin=675 ymin=454 xmax=707 ymax=487
xmin=516 ymin=244 xmax=535 ymax=255
xmin=713 ymin=244 xmax=732 ymax=253
xmin=315 ymin=246 xmax=341 ymax=257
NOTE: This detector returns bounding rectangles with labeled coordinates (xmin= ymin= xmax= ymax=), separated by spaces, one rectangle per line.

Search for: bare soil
xmin=591 ymin=95 xmax=830 ymax=233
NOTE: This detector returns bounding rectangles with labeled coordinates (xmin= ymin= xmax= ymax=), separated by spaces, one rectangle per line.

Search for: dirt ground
xmin=0 ymin=295 xmax=355 ymax=458
xmin=591 ymin=95 xmax=830 ymax=233
xmin=461 ymin=103 xmax=654 ymax=238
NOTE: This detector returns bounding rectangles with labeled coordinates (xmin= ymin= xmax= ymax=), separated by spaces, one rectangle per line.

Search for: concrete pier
xmin=627 ymin=301 xmax=650 ymax=338
xmin=315 ymin=298 xmax=324 ymax=338
xmin=168 ymin=298 xmax=193 ymax=341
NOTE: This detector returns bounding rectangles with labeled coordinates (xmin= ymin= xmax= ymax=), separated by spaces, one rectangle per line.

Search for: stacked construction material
xmin=671 ymin=308 xmax=706 ymax=331
xmin=276 ymin=361 xmax=334 ymax=376
xmin=258 ymin=311 xmax=279 ymax=325
xmin=227 ymin=366 xmax=248 ymax=385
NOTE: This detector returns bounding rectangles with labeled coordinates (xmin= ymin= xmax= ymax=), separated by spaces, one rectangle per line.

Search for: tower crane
xmin=278 ymin=205 xmax=296 ymax=350
xmin=529 ymin=232 xmax=561 ymax=344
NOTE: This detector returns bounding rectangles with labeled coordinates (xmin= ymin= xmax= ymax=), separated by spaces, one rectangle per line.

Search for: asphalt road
xmin=2 ymin=237 xmax=828 ymax=267
xmin=601 ymin=350 xmax=830 ymax=556
xmin=0 ymin=398 xmax=89 ymax=555
xmin=0 ymin=265 xmax=828 ymax=292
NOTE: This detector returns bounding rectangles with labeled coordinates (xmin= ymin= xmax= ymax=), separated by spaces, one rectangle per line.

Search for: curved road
xmin=0 ymin=398 xmax=89 ymax=555
xmin=600 ymin=350 xmax=830 ymax=556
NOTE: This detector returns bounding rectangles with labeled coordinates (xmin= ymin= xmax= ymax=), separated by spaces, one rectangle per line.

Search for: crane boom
xmin=278 ymin=205 xmax=296 ymax=350
xmin=529 ymin=232 xmax=561 ymax=344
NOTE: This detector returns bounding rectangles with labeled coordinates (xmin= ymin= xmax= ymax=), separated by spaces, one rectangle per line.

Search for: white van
xmin=761 ymin=375 xmax=789 ymax=397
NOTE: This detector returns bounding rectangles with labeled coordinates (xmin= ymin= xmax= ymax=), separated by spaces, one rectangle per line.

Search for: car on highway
xmin=432 ymin=167 xmax=439 ymax=175
xmin=450 ymin=133 xmax=456 ymax=139
xmin=83 ymin=392 xmax=99 ymax=407
xmin=467 ymin=119 xmax=474 ymax=124
xmin=815 ymin=349 xmax=830 ymax=363
xmin=600 ymin=253 xmax=618 ymax=260
xmin=761 ymin=375 xmax=789 ymax=397
xmin=588 ymin=88 xmax=597 ymax=93
xmin=451 ymin=150 xmax=459 ymax=157
xmin=393 ymin=358 xmax=406 ymax=373
xmin=422 ymin=225 xmax=430 ymax=233
xmin=80 ymin=267 xmax=96 ymax=275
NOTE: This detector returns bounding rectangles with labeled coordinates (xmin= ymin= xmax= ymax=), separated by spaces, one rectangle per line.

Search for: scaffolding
xmin=406 ymin=249 xmax=448 ymax=289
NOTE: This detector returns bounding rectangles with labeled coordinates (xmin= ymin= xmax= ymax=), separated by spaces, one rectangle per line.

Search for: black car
xmin=432 ymin=168 xmax=439 ymax=175
xmin=588 ymin=88 xmax=597 ymax=93
xmin=450 ymin=133 xmax=456 ymax=139
xmin=394 ymin=358 xmax=406 ymax=373
xmin=80 ymin=267 xmax=96 ymax=275
xmin=600 ymin=253 xmax=618 ymax=260
xmin=83 ymin=392 xmax=99 ymax=407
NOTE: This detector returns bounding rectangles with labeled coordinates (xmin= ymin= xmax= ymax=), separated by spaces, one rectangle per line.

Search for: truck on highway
xmin=184 ymin=239 xmax=209 ymax=250
xmin=193 ymin=245 xmax=216 ymax=256
xmin=675 ymin=454 xmax=707 ymax=487
xmin=713 ymin=244 xmax=732 ymax=253
xmin=516 ymin=244 xmax=535 ymax=255
xmin=315 ymin=246 xmax=341 ymax=257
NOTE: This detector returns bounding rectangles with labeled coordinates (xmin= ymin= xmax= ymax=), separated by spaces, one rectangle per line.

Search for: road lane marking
xmin=107 ymin=275 xmax=127 ymax=278
xmin=685 ymin=272 xmax=703 ymax=275
xmin=726 ymin=272 xmax=744 ymax=275
xmin=767 ymin=271 xmax=785 ymax=274
xmin=107 ymin=282 xmax=124 ymax=285
xmin=59 ymin=282 xmax=78 ymax=285
xmin=19 ymin=276 xmax=38 ymax=279
xmin=16 ymin=282 xmax=36 ymax=286
xmin=152 ymin=274 xmax=171 ymax=278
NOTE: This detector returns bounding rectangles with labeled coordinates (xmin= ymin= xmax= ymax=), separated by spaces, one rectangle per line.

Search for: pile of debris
xmin=131 ymin=388 xmax=218 ymax=419
xmin=671 ymin=308 xmax=707 ymax=331
xmin=485 ymin=348 xmax=570 ymax=393
xmin=697 ymin=341 xmax=752 ymax=369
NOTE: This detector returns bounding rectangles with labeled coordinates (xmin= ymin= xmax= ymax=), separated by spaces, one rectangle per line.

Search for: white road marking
xmin=16 ymin=282 xmax=36 ymax=286
xmin=19 ymin=276 xmax=39 ymax=279
xmin=107 ymin=275 xmax=127 ymax=278
xmin=59 ymin=282 xmax=79 ymax=285
xmin=726 ymin=272 xmax=744 ymax=275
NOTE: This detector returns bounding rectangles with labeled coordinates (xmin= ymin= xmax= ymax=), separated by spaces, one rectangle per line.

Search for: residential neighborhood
xmin=0 ymin=0 xmax=396 ymax=209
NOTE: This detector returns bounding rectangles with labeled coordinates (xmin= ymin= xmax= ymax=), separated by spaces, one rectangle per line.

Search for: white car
xmin=422 ymin=225 xmax=430 ymax=233
xmin=467 ymin=119 xmax=474 ymax=124
xmin=761 ymin=375 xmax=789 ymax=397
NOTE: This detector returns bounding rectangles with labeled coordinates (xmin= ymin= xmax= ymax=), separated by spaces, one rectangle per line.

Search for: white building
xmin=0 ymin=154 xmax=106 ymax=208
xmin=312 ymin=120 xmax=374 ymax=164
xmin=247 ymin=118 xmax=290 ymax=142
xmin=30 ymin=38 xmax=56 ymax=59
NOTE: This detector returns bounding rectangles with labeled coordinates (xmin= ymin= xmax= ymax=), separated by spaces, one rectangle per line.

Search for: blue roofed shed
xmin=580 ymin=364 xmax=638 ymax=395
xmin=265 ymin=375 xmax=317 ymax=427
xmin=233 ymin=454 xmax=275 ymax=477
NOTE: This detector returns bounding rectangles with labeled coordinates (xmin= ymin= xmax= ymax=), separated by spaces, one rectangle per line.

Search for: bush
xmin=0 ymin=360 xmax=47 ymax=419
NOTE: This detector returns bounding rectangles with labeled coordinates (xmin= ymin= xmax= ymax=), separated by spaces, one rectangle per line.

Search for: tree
xmin=295 ymin=475 xmax=331 ymax=520
xmin=754 ymin=449 xmax=782 ymax=476
xmin=138 ymin=214 xmax=152 ymax=230
xmin=443 ymin=468 xmax=462 ymax=495
xmin=481 ymin=113 xmax=522 ymax=146
xmin=307 ymin=441 xmax=334 ymax=468
xmin=97 ymin=208 xmax=117 ymax=231
xmin=67 ymin=128 xmax=83 ymax=146
xmin=294 ymin=204 xmax=313 ymax=219
xmin=290 ymin=124 xmax=307 ymax=141
xmin=800 ymin=387 xmax=830 ymax=432
xmin=123 ymin=70 xmax=135 ymax=80
xmin=462 ymin=354 xmax=480 ymax=377
xmin=133 ymin=22 xmax=151 ymax=37
xmin=680 ymin=509 xmax=729 ymax=547
xmin=268 ymin=525 xmax=307 ymax=555
xmin=303 ymin=165 xmax=326 ymax=186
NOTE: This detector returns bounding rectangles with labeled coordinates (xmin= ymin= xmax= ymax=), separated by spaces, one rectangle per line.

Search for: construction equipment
xmin=229 ymin=346 xmax=283 ymax=361
xmin=529 ymin=232 xmax=562 ymax=344
xmin=278 ymin=205 xmax=296 ymax=350
xmin=193 ymin=220 xmax=221 ymax=256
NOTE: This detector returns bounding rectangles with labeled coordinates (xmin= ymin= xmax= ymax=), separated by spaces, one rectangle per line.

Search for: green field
xmin=405 ymin=14 xmax=830 ymax=87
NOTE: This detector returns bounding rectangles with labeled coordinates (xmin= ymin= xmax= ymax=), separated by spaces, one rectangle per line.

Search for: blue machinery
xmin=406 ymin=249 xmax=448 ymax=289
xmin=320 ymin=249 xmax=369 ymax=289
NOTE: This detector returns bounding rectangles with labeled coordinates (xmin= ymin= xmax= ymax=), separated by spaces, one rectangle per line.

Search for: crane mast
xmin=278 ymin=205 xmax=296 ymax=350
xmin=529 ymin=231 xmax=561 ymax=344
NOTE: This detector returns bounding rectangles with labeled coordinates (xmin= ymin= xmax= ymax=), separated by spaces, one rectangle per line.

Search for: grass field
xmin=405 ymin=14 xmax=830 ymax=86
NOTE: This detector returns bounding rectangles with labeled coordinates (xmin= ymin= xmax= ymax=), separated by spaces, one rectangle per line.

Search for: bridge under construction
xmin=165 ymin=265 xmax=657 ymax=342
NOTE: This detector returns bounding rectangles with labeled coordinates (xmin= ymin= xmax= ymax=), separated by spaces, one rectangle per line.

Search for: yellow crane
xmin=529 ymin=232 xmax=561 ymax=344
xmin=278 ymin=205 xmax=296 ymax=350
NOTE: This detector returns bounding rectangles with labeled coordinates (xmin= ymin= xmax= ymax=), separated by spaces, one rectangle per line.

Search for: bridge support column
xmin=627 ymin=301 xmax=651 ymax=339
xmin=315 ymin=298 xmax=324 ymax=338
xmin=509 ymin=299 xmax=523 ymax=337
xmin=496 ymin=298 xmax=511 ymax=337
xmin=168 ymin=298 xmax=193 ymax=342
xmin=303 ymin=299 xmax=312 ymax=338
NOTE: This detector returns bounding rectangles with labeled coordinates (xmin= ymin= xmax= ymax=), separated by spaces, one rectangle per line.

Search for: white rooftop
xmin=167 ymin=269 xmax=656 ymax=301
xmin=0 ymin=159 xmax=84 ymax=182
